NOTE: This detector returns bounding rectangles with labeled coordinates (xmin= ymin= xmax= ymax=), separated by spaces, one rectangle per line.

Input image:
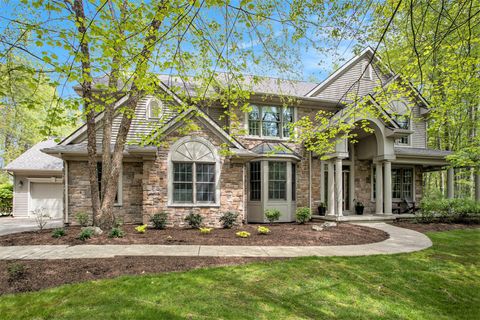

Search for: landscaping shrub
xmin=264 ymin=208 xmax=281 ymax=224
xmin=32 ymin=208 xmax=51 ymax=231
xmin=151 ymin=212 xmax=168 ymax=230
xmin=236 ymin=231 xmax=251 ymax=238
xmin=7 ymin=263 xmax=26 ymax=282
xmin=219 ymin=211 xmax=239 ymax=228
xmin=51 ymin=228 xmax=66 ymax=238
xmin=109 ymin=227 xmax=125 ymax=238
xmin=199 ymin=227 xmax=212 ymax=234
xmin=135 ymin=225 xmax=148 ymax=233
xmin=418 ymin=197 xmax=480 ymax=224
xmin=75 ymin=212 xmax=89 ymax=227
xmin=296 ymin=207 xmax=311 ymax=224
xmin=0 ymin=183 xmax=13 ymax=214
xmin=257 ymin=226 xmax=270 ymax=235
xmin=185 ymin=212 xmax=203 ymax=229
xmin=78 ymin=228 xmax=93 ymax=241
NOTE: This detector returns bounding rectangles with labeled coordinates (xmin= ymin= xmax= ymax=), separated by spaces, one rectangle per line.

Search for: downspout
xmin=309 ymin=151 xmax=312 ymax=214
xmin=64 ymin=156 xmax=69 ymax=226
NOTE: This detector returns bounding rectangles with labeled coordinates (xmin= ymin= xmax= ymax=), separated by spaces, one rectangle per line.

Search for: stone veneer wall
xmin=67 ymin=161 xmax=143 ymax=224
xmin=142 ymin=121 xmax=245 ymax=228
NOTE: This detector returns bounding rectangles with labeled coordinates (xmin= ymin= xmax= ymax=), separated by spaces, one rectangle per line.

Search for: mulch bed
xmin=0 ymin=256 xmax=276 ymax=295
xmin=0 ymin=223 xmax=389 ymax=247
xmin=391 ymin=221 xmax=480 ymax=234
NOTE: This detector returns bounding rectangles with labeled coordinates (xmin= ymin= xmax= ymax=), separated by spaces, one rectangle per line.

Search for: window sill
xmin=243 ymin=135 xmax=291 ymax=142
xmin=167 ymin=203 xmax=220 ymax=208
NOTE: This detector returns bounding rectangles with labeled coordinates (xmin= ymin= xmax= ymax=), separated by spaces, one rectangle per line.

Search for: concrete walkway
xmin=0 ymin=223 xmax=432 ymax=260
xmin=0 ymin=217 xmax=63 ymax=236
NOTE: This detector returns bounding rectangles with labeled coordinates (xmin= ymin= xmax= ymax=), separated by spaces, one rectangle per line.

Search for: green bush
xmin=296 ymin=207 xmax=311 ymax=224
xmin=75 ymin=212 xmax=89 ymax=227
xmin=7 ymin=263 xmax=26 ymax=282
xmin=151 ymin=212 xmax=168 ymax=230
xmin=108 ymin=227 xmax=125 ymax=238
xmin=51 ymin=228 xmax=66 ymax=238
xmin=185 ymin=212 xmax=203 ymax=229
xmin=219 ymin=211 xmax=239 ymax=228
xmin=78 ymin=228 xmax=93 ymax=241
xmin=419 ymin=197 xmax=480 ymax=224
xmin=264 ymin=208 xmax=281 ymax=224
xmin=0 ymin=183 xmax=13 ymax=214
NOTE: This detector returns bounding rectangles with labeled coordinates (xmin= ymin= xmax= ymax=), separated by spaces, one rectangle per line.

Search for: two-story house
xmin=6 ymin=48 xmax=454 ymax=225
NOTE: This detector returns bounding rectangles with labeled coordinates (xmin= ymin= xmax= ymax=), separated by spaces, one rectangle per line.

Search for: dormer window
xmin=147 ymin=98 xmax=164 ymax=119
xmin=395 ymin=115 xmax=411 ymax=145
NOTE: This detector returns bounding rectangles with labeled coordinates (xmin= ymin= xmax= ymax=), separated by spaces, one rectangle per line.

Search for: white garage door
xmin=30 ymin=183 xmax=63 ymax=219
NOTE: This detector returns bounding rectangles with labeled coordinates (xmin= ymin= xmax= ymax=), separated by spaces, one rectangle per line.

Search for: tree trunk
xmin=72 ymin=0 xmax=100 ymax=223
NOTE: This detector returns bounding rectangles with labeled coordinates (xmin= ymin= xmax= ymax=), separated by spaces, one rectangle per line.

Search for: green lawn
xmin=0 ymin=229 xmax=479 ymax=319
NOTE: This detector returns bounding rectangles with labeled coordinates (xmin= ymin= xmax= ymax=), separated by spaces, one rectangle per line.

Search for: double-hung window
xmin=268 ymin=162 xmax=287 ymax=200
xmin=172 ymin=163 xmax=216 ymax=204
xmin=248 ymin=105 xmax=294 ymax=138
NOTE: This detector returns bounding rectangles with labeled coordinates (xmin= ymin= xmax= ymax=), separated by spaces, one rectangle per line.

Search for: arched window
xmin=168 ymin=137 xmax=219 ymax=206
xmin=147 ymin=97 xmax=164 ymax=119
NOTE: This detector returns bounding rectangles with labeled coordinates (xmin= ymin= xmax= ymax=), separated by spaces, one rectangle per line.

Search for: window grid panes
xmin=248 ymin=105 xmax=294 ymax=138
xmin=392 ymin=168 xmax=402 ymax=199
xmin=249 ymin=162 xmax=261 ymax=201
xmin=372 ymin=167 xmax=413 ymax=200
xmin=196 ymin=163 xmax=215 ymax=202
xmin=269 ymin=162 xmax=287 ymax=200
xmin=173 ymin=163 xmax=193 ymax=203
xmin=395 ymin=116 xmax=410 ymax=145
xmin=402 ymin=168 xmax=413 ymax=199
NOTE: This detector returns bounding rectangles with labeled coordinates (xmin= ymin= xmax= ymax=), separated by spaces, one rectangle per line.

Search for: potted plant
xmin=317 ymin=202 xmax=326 ymax=216
xmin=354 ymin=200 xmax=364 ymax=215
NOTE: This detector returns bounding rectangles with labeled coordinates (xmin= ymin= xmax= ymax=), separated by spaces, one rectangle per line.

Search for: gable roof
xmin=4 ymin=140 xmax=63 ymax=172
xmin=305 ymin=47 xmax=394 ymax=98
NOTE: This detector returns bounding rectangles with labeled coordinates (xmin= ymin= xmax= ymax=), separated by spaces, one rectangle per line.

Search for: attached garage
xmin=29 ymin=181 xmax=63 ymax=219
xmin=4 ymin=140 xmax=64 ymax=220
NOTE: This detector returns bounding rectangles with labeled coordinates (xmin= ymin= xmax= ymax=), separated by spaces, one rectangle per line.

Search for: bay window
xmin=248 ymin=105 xmax=294 ymax=138
xmin=269 ymin=162 xmax=287 ymax=200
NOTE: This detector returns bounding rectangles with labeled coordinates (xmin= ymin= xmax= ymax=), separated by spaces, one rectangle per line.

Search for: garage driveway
xmin=0 ymin=217 xmax=63 ymax=236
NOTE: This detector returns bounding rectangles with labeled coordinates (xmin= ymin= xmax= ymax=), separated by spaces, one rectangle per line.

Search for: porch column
xmin=375 ymin=162 xmax=383 ymax=214
xmin=335 ymin=158 xmax=343 ymax=217
xmin=447 ymin=167 xmax=454 ymax=199
xmin=383 ymin=160 xmax=392 ymax=215
xmin=327 ymin=161 xmax=335 ymax=215
xmin=475 ymin=171 xmax=480 ymax=202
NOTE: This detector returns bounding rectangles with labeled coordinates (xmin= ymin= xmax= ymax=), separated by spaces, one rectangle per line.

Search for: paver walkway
xmin=0 ymin=223 xmax=432 ymax=260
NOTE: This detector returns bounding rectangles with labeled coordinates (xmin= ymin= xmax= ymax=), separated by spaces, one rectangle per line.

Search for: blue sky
xmin=0 ymin=1 xmax=359 ymax=99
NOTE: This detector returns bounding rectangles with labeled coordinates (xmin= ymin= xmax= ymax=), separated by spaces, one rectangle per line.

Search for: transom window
xmin=269 ymin=162 xmax=287 ymax=200
xmin=170 ymin=138 xmax=218 ymax=205
xmin=248 ymin=105 xmax=294 ymax=138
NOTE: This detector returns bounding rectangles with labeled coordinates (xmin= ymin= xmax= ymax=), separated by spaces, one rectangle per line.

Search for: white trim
xmin=167 ymin=136 xmax=221 ymax=207
xmin=145 ymin=97 xmax=165 ymax=120
xmin=306 ymin=47 xmax=393 ymax=97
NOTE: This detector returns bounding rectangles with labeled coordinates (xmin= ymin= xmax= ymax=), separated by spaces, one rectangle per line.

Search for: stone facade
xmin=141 ymin=120 xmax=245 ymax=228
xmin=67 ymin=160 xmax=143 ymax=224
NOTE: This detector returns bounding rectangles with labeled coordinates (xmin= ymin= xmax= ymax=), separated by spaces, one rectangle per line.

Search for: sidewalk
xmin=0 ymin=223 xmax=432 ymax=260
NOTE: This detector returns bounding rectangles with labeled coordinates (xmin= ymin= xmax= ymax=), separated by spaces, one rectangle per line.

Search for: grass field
xmin=0 ymin=229 xmax=478 ymax=319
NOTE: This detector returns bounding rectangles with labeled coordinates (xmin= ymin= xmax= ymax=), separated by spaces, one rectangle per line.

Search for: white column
xmin=475 ymin=171 xmax=480 ymax=202
xmin=335 ymin=158 xmax=343 ymax=217
xmin=447 ymin=167 xmax=454 ymax=199
xmin=383 ymin=160 xmax=392 ymax=215
xmin=375 ymin=162 xmax=383 ymax=214
xmin=327 ymin=161 xmax=335 ymax=215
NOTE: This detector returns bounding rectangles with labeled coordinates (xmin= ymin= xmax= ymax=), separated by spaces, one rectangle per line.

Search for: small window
xmin=147 ymin=98 xmax=163 ymax=119
xmin=394 ymin=116 xmax=411 ymax=145
xmin=249 ymin=162 xmax=261 ymax=201
xmin=268 ymin=162 xmax=287 ymax=200
xmin=363 ymin=62 xmax=372 ymax=80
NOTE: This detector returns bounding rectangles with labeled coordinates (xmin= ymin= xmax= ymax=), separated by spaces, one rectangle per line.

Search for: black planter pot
xmin=355 ymin=206 xmax=364 ymax=215
xmin=317 ymin=206 xmax=326 ymax=216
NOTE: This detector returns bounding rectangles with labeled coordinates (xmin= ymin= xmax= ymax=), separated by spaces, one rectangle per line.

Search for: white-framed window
xmin=146 ymin=97 xmax=164 ymax=119
xmin=168 ymin=137 xmax=220 ymax=206
xmin=394 ymin=115 xmax=411 ymax=145
xmin=248 ymin=105 xmax=294 ymax=138
xmin=268 ymin=161 xmax=287 ymax=200
xmin=97 ymin=162 xmax=122 ymax=206
xmin=249 ymin=161 xmax=261 ymax=201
